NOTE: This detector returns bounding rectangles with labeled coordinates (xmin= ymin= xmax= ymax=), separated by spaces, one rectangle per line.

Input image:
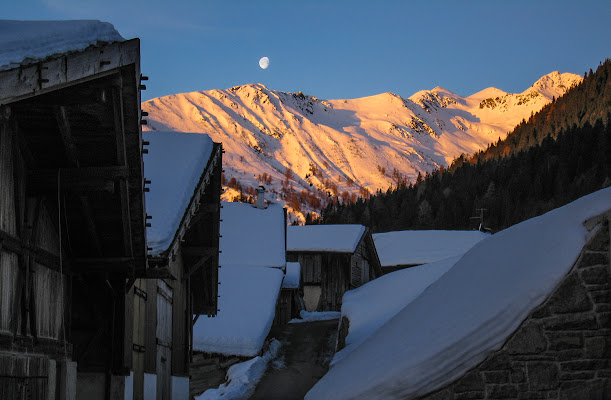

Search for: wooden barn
xmin=126 ymin=131 xmax=222 ymax=399
xmin=287 ymin=224 xmax=382 ymax=312
xmin=0 ymin=22 xmax=147 ymax=400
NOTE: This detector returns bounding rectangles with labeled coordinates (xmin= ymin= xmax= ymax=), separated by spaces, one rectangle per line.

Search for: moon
xmin=259 ymin=57 xmax=270 ymax=69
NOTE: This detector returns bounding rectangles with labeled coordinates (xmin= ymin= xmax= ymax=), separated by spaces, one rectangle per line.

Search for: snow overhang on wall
xmin=282 ymin=262 xmax=301 ymax=289
xmin=287 ymin=224 xmax=366 ymax=253
xmin=143 ymin=131 xmax=214 ymax=255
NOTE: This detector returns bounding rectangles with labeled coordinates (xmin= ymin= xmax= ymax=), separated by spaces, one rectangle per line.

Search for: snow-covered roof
xmin=220 ymin=202 xmax=286 ymax=269
xmin=307 ymin=187 xmax=611 ymax=400
xmin=282 ymin=262 xmax=300 ymax=289
xmin=287 ymin=224 xmax=366 ymax=253
xmin=333 ymin=256 xmax=459 ymax=366
xmin=0 ymin=20 xmax=124 ymax=71
xmin=373 ymin=230 xmax=490 ymax=267
xmin=192 ymin=265 xmax=284 ymax=357
xmin=143 ymin=131 xmax=214 ymax=255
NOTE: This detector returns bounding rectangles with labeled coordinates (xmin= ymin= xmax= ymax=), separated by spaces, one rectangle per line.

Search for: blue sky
xmin=5 ymin=0 xmax=610 ymax=102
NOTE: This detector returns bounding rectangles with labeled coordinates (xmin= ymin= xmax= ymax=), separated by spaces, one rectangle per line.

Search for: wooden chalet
xmin=0 ymin=30 xmax=148 ymax=399
xmin=129 ymin=131 xmax=222 ymax=400
xmin=287 ymin=225 xmax=382 ymax=312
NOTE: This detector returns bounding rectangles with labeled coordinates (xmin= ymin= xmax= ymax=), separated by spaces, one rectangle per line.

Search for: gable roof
xmin=143 ymin=131 xmax=216 ymax=255
xmin=0 ymin=20 xmax=123 ymax=71
xmin=287 ymin=224 xmax=366 ymax=253
xmin=220 ymin=201 xmax=286 ymax=269
xmin=373 ymin=230 xmax=490 ymax=267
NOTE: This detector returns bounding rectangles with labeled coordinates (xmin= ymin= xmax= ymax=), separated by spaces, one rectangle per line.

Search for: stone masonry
xmin=420 ymin=214 xmax=610 ymax=400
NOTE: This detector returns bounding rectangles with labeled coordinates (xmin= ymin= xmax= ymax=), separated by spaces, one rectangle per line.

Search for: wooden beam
xmin=32 ymin=166 xmax=129 ymax=181
xmin=54 ymin=106 xmax=79 ymax=167
xmin=181 ymin=246 xmax=217 ymax=258
xmin=72 ymin=257 xmax=134 ymax=273
xmin=186 ymin=252 xmax=215 ymax=280
xmin=187 ymin=203 xmax=219 ymax=227
xmin=28 ymin=166 xmax=128 ymax=193
xmin=112 ymin=84 xmax=134 ymax=260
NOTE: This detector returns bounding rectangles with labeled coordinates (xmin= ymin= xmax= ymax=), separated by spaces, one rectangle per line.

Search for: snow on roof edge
xmin=287 ymin=224 xmax=367 ymax=253
xmin=0 ymin=20 xmax=125 ymax=72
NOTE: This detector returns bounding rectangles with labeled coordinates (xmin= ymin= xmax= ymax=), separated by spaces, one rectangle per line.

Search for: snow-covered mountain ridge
xmin=142 ymin=72 xmax=581 ymax=222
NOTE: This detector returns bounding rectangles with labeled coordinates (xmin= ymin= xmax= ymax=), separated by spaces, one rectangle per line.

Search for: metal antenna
xmin=470 ymin=208 xmax=487 ymax=230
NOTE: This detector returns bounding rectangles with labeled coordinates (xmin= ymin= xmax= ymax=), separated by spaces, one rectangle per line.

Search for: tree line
xmin=318 ymin=60 xmax=611 ymax=232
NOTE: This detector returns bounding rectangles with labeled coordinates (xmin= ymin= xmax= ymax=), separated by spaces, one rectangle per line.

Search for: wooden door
xmin=156 ymin=280 xmax=173 ymax=400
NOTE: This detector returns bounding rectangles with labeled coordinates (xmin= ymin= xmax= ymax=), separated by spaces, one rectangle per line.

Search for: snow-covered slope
xmin=305 ymin=187 xmax=611 ymax=400
xmin=143 ymin=72 xmax=581 ymax=221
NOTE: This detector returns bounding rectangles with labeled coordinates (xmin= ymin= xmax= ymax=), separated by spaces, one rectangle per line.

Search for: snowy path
xmin=249 ymin=319 xmax=339 ymax=400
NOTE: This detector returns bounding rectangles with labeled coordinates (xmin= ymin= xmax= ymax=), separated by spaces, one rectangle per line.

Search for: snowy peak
xmin=469 ymin=72 xmax=581 ymax=111
xmin=143 ymin=72 xmax=582 ymax=222
xmin=527 ymin=71 xmax=582 ymax=99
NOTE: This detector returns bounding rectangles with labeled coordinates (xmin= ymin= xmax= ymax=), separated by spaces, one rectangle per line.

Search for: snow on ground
xmin=143 ymin=131 xmax=214 ymax=255
xmin=287 ymin=225 xmax=365 ymax=252
xmin=220 ymin=201 xmax=286 ymax=268
xmin=282 ymin=262 xmax=301 ymax=289
xmin=373 ymin=230 xmax=489 ymax=267
xmin=0 ymin=20 xmax=123 ymax=71
xmin=332 ymin=255 xmax=461 ymax=366
xmin=289 ymin=310 xmax=341 ymax=324
xmin=192 ymin=266 xmax=284 ymax=357
xmin=306 ymin=187 xmax=611 ymax=400
xmin=196 ymin=339 xmax=282 ymax=400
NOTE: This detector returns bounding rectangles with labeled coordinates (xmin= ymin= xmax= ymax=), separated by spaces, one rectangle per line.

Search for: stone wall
xmin=421 ymin=216 xmax=610 ymax=400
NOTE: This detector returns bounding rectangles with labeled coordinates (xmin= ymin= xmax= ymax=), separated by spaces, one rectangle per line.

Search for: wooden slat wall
xmin=287 ymin=253 xmax=322 ymax=284
xmin=319 ymin=253 xmax=351 ymax=311
xmin=0 ymin=354 xmax=49 ymax=400
xmin=0 ymin=119 xmax=18 ymax=335
xmin=0 ymin=252 xmax=18 ymax=334
xmin=33 ymin=203 xmax=64 ymax=341
xmin=33 ymin=264 xmax=65 ymax=340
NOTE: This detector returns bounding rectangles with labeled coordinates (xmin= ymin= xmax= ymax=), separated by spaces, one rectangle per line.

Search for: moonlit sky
xmin=5 ymin=0 xmax=610 ymax=102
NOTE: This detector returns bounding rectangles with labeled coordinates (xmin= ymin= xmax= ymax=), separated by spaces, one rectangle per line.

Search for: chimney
xmin=255 ymin=185 xmax=266 ymax=209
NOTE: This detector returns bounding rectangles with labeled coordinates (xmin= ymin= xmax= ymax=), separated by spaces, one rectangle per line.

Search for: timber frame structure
xmin=130 ymin=135 xmax=222 ymax=399
xmin=0 ymin=39 xmax=149 ymax=399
